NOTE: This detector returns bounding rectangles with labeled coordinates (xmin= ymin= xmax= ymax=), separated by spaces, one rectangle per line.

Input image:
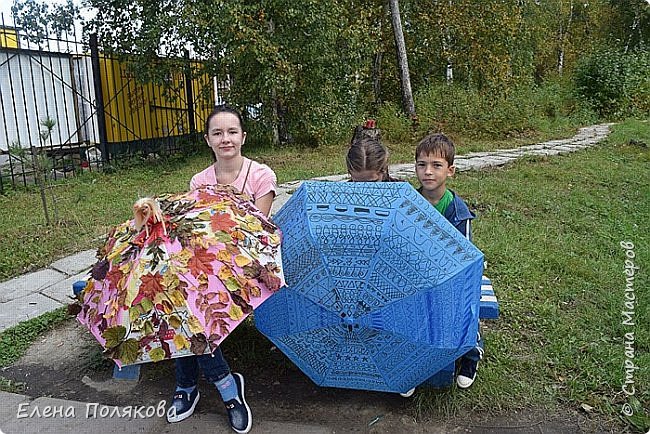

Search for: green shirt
xmin=434 ymin=189 xmax=453 ymax=215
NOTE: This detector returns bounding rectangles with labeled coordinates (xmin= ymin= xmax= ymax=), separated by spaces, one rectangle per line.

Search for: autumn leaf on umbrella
xmin=196 ymin=189 xmax=219 ymax=203
xmin=91 ymin=259 xmax=110 ymax=280
xmin=187 ymin=315 xmax=205 ymax=334
xmin=258 ymin=266 xmax=283 ymax=292
xmin=211 ymin=212 xmax=237 ymax=233
xmin=105 ymin=268 xmax=124 ymax=290
xmin=188 ymin=248 xmax=216 ymax=276
xmin=76 ymin=185 xmax=284 ymax=366
xmin=135 ymin=272 xmax=165 ymax=304
xmin=189 ymin=333 xmax=208 ymax=355
xmin=173 ymin=334 xmax=190 ymax=351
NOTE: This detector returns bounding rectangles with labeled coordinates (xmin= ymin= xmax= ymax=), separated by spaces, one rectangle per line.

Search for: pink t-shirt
xmin=190 ymin=157 xmax=277 ymax=201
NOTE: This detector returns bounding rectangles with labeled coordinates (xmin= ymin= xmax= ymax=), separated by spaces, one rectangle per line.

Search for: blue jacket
xmin=419 ymin=188 xmax=476 ymax=241
xmin=444 ymin=190 xmax=476 ymax=241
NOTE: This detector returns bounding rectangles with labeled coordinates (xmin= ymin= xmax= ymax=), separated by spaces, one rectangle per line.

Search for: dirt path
xmin=2 ymin=320 xmax=618 ymax=433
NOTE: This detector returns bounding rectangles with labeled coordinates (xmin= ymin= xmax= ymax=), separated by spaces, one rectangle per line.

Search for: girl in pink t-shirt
xmin=189 ymin=106 xmax=277 ymax=215
xmin=169 ymin=105 xmax=275 ymax=433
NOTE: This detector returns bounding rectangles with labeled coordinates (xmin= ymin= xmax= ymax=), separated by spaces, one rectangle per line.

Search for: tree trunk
xmin=441 ymin=0 xmax=454 ymax=84
xmin=557 ymin=0 xmax=573 ymax=76
xmin=372 ymin=51 xmax=383 ymax=107
xmin=267 ymin=18 xmax=281 ymax=146
xmin=271 ymin=92 xmax=280 ymax=146
xmin=388 ymin=0 xmax=416 ymax=118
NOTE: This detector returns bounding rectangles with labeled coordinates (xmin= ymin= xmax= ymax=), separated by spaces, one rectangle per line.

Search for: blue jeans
xmin=175 ymin=347 xmax=230 ymax=388
xmin=460 ymin=330 xmax=484 ymax=363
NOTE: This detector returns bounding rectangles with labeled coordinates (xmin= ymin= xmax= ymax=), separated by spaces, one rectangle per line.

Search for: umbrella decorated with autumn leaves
xmin=72 ymin=185 xmax=284 ymax=367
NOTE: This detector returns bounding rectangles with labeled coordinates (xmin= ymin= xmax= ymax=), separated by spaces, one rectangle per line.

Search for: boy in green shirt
xmin=415 ymin=133 xmax=483 ymax=389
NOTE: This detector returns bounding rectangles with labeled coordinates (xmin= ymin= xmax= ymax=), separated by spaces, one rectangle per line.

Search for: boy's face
xmin=415 ymin=152 xmax=455 ymax=195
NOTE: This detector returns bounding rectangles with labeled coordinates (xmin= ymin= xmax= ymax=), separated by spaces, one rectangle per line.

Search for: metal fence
xmin=0 ymin=14 xmax=223 ymax=193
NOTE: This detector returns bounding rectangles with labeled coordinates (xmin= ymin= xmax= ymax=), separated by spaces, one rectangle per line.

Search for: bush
xmin=375 ymin=102 xmax=413 ymax=143
xmin=574 ymin=49 xmax=650 ymax=118
xmin=409 ymin=80 xmax=595 ymax=140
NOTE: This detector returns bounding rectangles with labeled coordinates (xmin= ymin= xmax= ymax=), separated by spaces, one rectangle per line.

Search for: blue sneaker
xmin=456 ymin=357 xmax=478 ymax=389
xmin=167 ymin=388 xmax=200 ymax=423
xmin=224 ymin=373 xmax=252 ymax=433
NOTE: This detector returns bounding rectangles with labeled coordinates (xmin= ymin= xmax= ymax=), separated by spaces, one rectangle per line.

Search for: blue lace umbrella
xmin=256 ymin=181 xmax=483 ymax=393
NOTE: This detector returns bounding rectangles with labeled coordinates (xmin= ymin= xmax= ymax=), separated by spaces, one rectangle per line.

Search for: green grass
xmin=0 ymin=123 xmax=593 ymax=280
xmin=0 ymin=118 xmax=648 ymax=430
xmin=409 ymin=118 xmax=649 ymax=431
xmin=0 ymin=307 xmax=69 ymax=368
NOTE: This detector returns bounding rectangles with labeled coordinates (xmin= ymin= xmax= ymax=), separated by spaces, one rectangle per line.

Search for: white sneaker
xmin=456 ymin=358 xmax=478 ymax=389
xmin=399 ymin=387 xmax=415 ymax=398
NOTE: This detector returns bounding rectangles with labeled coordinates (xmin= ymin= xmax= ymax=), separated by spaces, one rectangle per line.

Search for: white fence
xmin=0 ymin=49 xmax=98 ymax=152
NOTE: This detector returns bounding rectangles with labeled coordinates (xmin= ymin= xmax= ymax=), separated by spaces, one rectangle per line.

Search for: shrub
xmin=375 ymin=102 xmax=413 ymax=143
xmin=574 ymin=49 xmax=650 ymax=118
xmin=410 ymin=80 xmax=594 ymax=140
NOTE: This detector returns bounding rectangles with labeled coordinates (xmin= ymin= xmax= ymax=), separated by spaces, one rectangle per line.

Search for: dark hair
xmin=204 ymin=104 xmax=245 ymax=135
xmin=346 ymin=136 xmax=390 ymax=181
xmin=415 ymin=133 xmax=455 ymax=166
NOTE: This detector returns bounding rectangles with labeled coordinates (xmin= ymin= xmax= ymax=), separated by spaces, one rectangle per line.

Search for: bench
xmin=73 ymin=276 xmax=499 ymax=383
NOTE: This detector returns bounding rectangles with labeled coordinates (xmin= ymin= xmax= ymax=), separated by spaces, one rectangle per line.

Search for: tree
xmin=11 ymin=0 xmax=81 ymax=45
xmin=388 ymin=0 xmax=416 ymax=118
xmin=85 ymin=0 xmax=378 ymax=146
xmin=607 ymin=0 xmax=650 ymax=52
xmin=8 ymin=118 xmax=60 ymax=225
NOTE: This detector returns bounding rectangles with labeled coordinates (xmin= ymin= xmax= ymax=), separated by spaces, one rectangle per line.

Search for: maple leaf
xmin=188 ymin=248 xmax=216 ymax=276
xmin=196 ymin=189 xmax=218 ymax=202
xmin=210 ymin=212 xmax=237 ymax=233
xmin=105 ymin=268 xmax=124 ymax=290
xmin=137 ymin=272 xmax=165 ymax=301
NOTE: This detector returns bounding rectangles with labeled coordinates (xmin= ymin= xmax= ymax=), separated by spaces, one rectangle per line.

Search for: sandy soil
xmin=2 ymin=320 xmax=620 ymax=433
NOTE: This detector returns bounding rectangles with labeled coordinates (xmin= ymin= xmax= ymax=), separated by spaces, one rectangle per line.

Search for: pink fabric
xmin=190 ymin=157 xmax=277 ymax=200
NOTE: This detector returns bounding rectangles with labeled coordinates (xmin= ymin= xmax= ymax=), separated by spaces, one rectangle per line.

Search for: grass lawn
xmin=0 ymin=122 xmax=605 ymax=280
xmin=0 ymin=118 xmax=648 ymax=430
xmin=412 ymin=119 xmax=649 ymax=431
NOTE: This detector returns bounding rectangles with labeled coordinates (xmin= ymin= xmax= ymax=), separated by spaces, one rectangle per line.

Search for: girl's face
xmin=204 ymin=112 xmax=246 ymax=160
xmin=349 ymin=169 xmax=384 ymax=182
